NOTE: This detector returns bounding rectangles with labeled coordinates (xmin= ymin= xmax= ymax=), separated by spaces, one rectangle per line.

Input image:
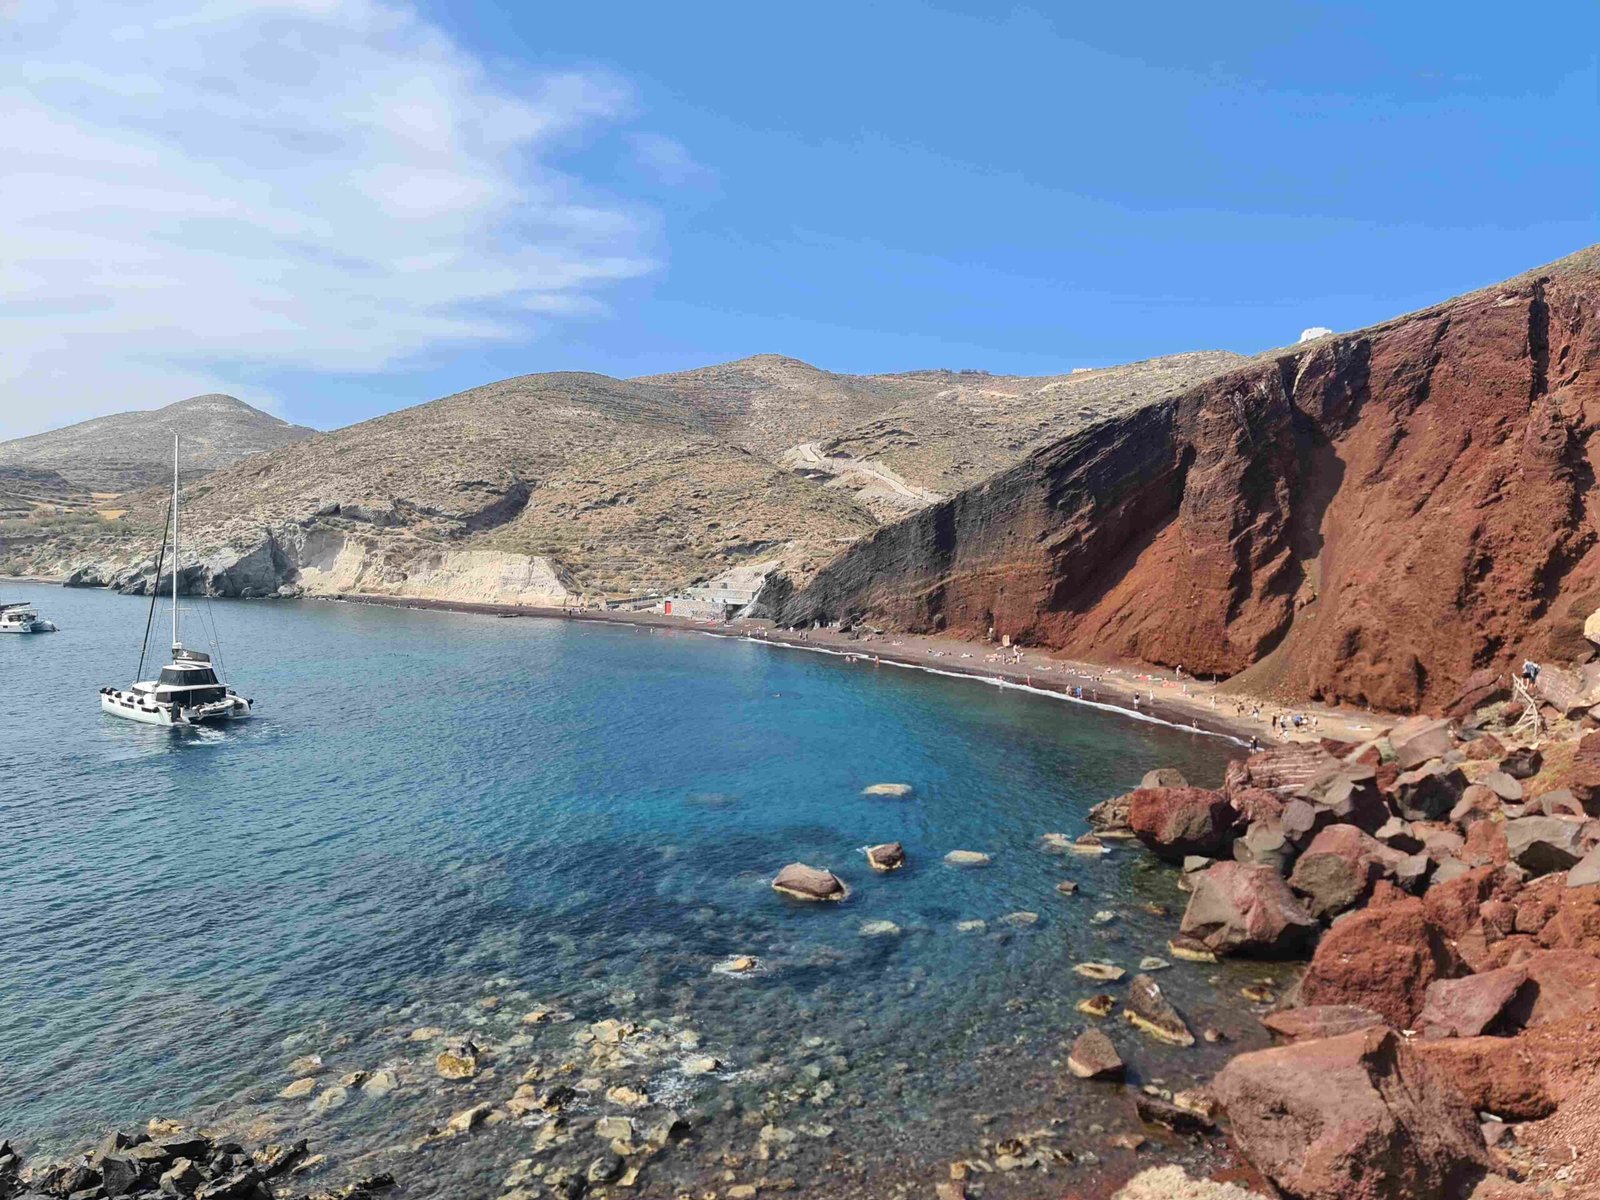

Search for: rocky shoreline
xmin=1075 ymin=667 xmax=1600 ymax=1199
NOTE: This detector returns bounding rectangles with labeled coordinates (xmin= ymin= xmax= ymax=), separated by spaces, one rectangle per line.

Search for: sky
xmin=1 ymin=0 xmax=1596 ymax=440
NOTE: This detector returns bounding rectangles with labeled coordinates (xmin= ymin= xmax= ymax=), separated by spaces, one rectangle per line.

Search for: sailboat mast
xmin=172 ymin=433 xmax=180 ymax=651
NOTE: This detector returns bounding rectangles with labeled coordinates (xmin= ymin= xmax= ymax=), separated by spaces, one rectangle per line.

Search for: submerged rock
xmin=772 ymin=862 xmax=849 ymax=901
xmin=1077 ymin=994 xmax=1117 ymax=1018
xmin=859 ymin=919 xmax=902 ymax=937
xmin=943 ymin=850 xmax=992 ymax=868
xmin=1124 ymin=974 xmax=1194 ymax=1047
xmin=862 ymin=782 xmax=913 ymax=797
xmin=1067 ymin=1029 xmax=1124 ymax=1080
xmin=435 ymin=1040 xmax=480 ymax=1080
xmin=1074 ymin=962 xmax=1126 ymax=982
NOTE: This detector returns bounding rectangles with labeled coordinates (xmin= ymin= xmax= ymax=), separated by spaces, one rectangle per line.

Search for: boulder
xmin=1127 ymin=787 xmax=1239 ymax=860
xmin=1415 ymin=966 xmax=1530 ymax=1038
xmin=1392 ymin=762 xmax=1468 ymax=821
xmin=1226 ymin=743 xmax=1343 ymax=794
xmin=1261 ymin=1004 xmax=1387 ymax=1043
xmin=1212 ymin=1029 xmax=1491 ymax=1200
xmin=1449 ymin=783 xmax=1502 ymax=829
xmin=1537 ymin=788 xmax=1585 ymax=818
xmin=1288 ymin=824 xmax=1394 ymax=919
xmin=1299 ymin=766 xmax=1391 ymax=833
xmin=772 ymin=863 xmax=848 ymax=900
xmin=1477 ymin=771 xmax=1523 ymax=801
xmin=1178 ymin=861 xmax=1317 ymax=957
xmin=1571 ymin=846 xmax=1600 ymax=887
xmin=1500 ymin=745 xmax=1544 ymax=780
xmin=1412 ymin=1012 xmax=1600 ymax=1120
xmin=1232 ymin=818 xmax=1293 ymax=875
xmin=1141 ymin=767 xmax=1188 ymax=789
xmin=1503 ymin=817 xmax=1585 ymax=876
xmin=434 ymin=1041 xmax=480 ymax=1080
xmin=1501 ymin=948 xmax=1600 ymax=1028
xmin=1298 ymin=896 xmax=1456 ymax=1026
xmin=1227 ymin=785 xmax=1286 ymax=824
xmin=1123 ymin=973 xmax=1194 ymax=1046
xmin=1391 ymin=718 xmax=1456 ymax=770
xmin=1066 ymin=1028 xmax=1124 ymax=1079
xmin=1087 ymin=791 xmax=1132 ymax=831
xmin=1445 ymin=670 xmax=1509 ymax=720
xmin=1460 ymin=732 xmax=1506 ymax=761
xmin=865 ymin=842 xmax=905 ymax=872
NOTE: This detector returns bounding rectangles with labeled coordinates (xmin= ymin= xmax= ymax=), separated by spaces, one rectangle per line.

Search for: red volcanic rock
xmin=781 ymin=250 xmax=1600 ymax=714
xmin=1460 ymin=732 xmax=1507 ymax=761
xmin=1445 ymin=670 xmax=1510 ymax=721
xmin=1177 ymin=861 xmax=1317 ymax=957
xmin=1126 ymin=787 xmax=1239 ymax=861
xmin=1211 ymin=1028 xmax=1491 ymax=1200
xmin=1227 ymin=785 xmax=1286 ymax=824
xmin=1415 ymin=966 xmax=1530 ymax=1039
xmin=1225 ymin=743 xmax=1341 ymax=795
xmin=1260 ymin=1004 xmax=1387 ymax=1043
xmin=1423 ymin=865 xmax=1522 ymax=940
xmin=1391 ymin=718 xmax=1457 ymax=771
xmin=1413 ymin=1013 xmax=1600 ymax=1120
xmin=1504 ymin=816 xmax=1587 ymax=875
xmin=1501 ymin=948 xmax=1600 ymax=1028
xmin=1298 ymin=895 xmax=1456 ymax=1026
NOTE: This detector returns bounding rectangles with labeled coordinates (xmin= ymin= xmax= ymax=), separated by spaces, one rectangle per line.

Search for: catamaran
xmin=99 ymin=435 xmax=252 ymax=726
xmin=0 ymin=598 xmax=57 ymax=633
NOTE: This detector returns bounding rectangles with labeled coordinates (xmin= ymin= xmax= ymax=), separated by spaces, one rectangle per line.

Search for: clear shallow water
xmin=0 ymin=580 xmax=1267 ymax=1197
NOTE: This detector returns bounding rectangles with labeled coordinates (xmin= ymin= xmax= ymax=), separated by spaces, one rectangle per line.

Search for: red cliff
xmin=781 ymin=246 xmax=1600 ymax=712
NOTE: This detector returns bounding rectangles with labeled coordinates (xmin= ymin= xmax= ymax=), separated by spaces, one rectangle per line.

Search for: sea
xmin=0 ymin=579 xmax=1273 ymax=1198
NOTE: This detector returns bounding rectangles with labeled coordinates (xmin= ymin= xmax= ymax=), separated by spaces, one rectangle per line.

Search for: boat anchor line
xmin=99 ymin=433 xmax=254 ymax=728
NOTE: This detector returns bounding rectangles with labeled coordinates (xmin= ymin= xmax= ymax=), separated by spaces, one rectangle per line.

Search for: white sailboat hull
xmin=100 ymin=689 xmax=252 ymax=726
xmin=0 ymin=622 xmax=56 ymax=633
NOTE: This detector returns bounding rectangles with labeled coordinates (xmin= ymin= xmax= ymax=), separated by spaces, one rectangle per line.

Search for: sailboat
xmin=99 ymin=435 xmax=252 ymax=726
xmin=0 ymin=595 xmax=57 ymax=633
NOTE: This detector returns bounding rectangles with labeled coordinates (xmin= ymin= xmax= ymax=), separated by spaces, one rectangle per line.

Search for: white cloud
xmin=628 ymin=132 xmax=715 ymax=188
xmin=0 ymin=0 xmax=661 ymax=438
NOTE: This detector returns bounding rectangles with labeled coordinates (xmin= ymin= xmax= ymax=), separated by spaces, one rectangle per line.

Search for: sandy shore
xmin=327 ymin=592 xmax=1392 ymax=749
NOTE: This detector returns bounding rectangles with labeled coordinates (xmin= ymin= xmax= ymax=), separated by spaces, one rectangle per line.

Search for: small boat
xmin=100 ymin=435 xmax=252 ymax=726
xmin=0 ymin=600 xmax=57 ymax=633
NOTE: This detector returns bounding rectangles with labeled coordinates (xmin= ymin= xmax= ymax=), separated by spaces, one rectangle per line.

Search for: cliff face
xmin=783 ymin=247 xmax=1600 ymax=712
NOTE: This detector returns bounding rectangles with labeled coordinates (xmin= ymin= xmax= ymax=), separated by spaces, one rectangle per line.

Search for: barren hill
xmin=2 ymin=350 xmax=1243 ymax=605
xmin=0 ymin=394 xmax=314 ymax=493
xmin=781 ymin=244 xmax=1600 ymax=713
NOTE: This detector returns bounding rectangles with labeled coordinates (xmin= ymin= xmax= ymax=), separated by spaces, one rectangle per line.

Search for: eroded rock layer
xmin=782 ymin=246 xmax=1600 ymax=711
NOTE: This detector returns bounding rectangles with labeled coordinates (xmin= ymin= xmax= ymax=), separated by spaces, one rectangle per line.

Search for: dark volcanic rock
xmin=1503 ymin=816 xmax=1586 ymax=875
xmin=1212 ymin=1028 xmax=1491 ymax=1200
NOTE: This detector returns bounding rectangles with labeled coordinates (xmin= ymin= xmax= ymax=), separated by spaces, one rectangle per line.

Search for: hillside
xmin=0 ymin=394 xmax=314 ymax=493
xmin=2 ymin=350 xmax=1242 ymax=605
xmin=780 ymin=244 xmax=1600 ymax=713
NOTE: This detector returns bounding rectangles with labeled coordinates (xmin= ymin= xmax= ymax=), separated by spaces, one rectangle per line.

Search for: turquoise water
xmin=0 ymin=580 xmax=1262 ymax=1197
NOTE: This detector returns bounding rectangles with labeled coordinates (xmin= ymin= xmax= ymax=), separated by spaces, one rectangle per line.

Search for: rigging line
xmin=202 ymin=585 xmax=226 ymax=678
xmin=137 ymin=501 xmax=172 ymax=682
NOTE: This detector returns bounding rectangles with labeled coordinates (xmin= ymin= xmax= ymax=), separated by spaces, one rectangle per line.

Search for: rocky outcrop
xmin=771 ymin=863 xmax=848 ymax=901
xmin=782 ymin=247 xmax=1600 ymax=712
xmin=1212 ymin=1028 xmax=1491 ymax=1200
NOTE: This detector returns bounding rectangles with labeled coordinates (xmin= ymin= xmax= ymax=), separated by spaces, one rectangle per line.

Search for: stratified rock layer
xmin=783 ymin=247 xmax=1600 ymax=712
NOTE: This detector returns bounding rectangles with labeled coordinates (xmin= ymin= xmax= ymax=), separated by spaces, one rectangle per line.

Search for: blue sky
xmin=3 ymin=0 xmax=1595 ymax=438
